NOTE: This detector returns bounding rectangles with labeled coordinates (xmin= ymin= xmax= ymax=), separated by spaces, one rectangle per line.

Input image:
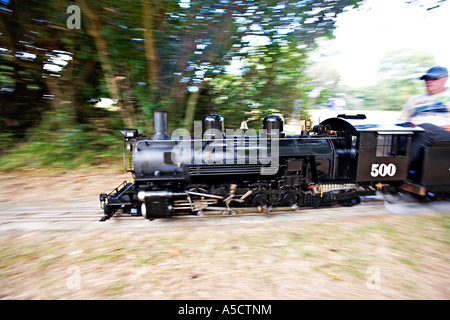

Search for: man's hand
xmin=396 ymin=121 xmax=416 ymax=127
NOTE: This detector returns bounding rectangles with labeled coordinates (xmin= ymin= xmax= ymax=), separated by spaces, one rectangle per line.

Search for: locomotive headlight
xmin=120 ymin=129 xmax=138 ymax=139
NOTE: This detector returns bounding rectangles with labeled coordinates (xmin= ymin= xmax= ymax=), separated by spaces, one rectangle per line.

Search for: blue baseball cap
xmin=420 ymin=66 xmax=448 ymax=80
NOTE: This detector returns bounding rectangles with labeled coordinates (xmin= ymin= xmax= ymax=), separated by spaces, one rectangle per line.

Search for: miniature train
xmin=99 ymin=111 xmax=450 ymax=221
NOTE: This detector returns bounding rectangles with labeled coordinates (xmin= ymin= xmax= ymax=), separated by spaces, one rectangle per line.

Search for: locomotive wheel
xmin=342 ymin=197 xmax=358 ymax=207
xmin=187 ymin=187 xmax=208 ymax=199
xmin=212 ymin=186 xmax=229 ymax=199
xmin=282 ymin=192 xmax=297 ymax=206
xmin=252 ymin=193 xmax=268 ymax=206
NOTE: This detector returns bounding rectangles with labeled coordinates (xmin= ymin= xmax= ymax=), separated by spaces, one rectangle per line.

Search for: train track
xmin=0 ymin=196 xmax=447 ymax=232
xmin=0 ymin=197 xmax=383 ymax=228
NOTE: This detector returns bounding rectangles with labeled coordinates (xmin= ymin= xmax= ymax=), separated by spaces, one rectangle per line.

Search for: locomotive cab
xmin=321 ymin=115 xmax=450 ymax=198
xmin=321 ymin=115 xmax=422 ymax=185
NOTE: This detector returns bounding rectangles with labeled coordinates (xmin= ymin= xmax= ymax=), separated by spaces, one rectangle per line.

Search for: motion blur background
xmin=1 ymin=0 xmax=450 ymax=301
xmin=1 ymin=0 xmax=449 ymax=171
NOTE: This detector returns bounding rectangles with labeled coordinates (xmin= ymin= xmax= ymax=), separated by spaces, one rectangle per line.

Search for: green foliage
xmin=0 ymin=0 xmax=363 ymax=170
xmin=208 ymin=42 xmax=314 ymax=129
xmin=0 ymin=107 xmax=124 ymax=171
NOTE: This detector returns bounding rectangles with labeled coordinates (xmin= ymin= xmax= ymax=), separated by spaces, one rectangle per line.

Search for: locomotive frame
xmin=99 ymin=111 xmax=450 ymax=221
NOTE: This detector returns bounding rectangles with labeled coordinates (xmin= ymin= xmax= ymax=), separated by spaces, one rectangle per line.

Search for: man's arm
xmin=398 ymin=97 xmax=414 ymax=121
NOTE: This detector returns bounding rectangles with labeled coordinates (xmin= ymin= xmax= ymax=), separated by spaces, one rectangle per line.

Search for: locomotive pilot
xmin=399 ymin=66 xmax=450 ymax=163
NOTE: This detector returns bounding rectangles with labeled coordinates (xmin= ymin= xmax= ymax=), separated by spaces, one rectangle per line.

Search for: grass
xmin=0 ymin=213 xmax=449 ymax=299
xmin=0 ymin=108 xmax=125 ymax=171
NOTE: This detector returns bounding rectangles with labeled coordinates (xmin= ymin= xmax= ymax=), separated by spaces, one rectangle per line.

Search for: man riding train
xmin=398 ymin=66 xmax=450 ymax=163
xmin=397 ymin=66 xmax=450 ymax=190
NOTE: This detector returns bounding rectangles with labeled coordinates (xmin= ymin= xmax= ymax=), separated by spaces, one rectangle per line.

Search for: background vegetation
xmin=0 ymin=0 xmax=441 ymax=170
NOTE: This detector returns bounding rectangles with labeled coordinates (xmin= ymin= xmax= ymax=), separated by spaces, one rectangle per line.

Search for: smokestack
xmin=152 ymin=110 xmax=170 ymax=140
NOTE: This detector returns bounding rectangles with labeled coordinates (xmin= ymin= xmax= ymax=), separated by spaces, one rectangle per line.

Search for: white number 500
xmin=370 ymin=163 xmax=397 ymax=177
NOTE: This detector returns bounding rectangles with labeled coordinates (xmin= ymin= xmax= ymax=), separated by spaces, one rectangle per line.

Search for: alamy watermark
xmin=366 ymin=265 xmax=381 ymax=290
xmin=66 ymin=5 xmax=81 ymax=29
xmin=66 ymin=265 xmax=81 ymax=290
xmin=165 ymin=121 xmax=280 ymax=175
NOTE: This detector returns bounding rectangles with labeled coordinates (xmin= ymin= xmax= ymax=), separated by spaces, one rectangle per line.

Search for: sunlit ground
xmin=0 ymin=170 xmax=448 ymax=300
xmin=0 ymin=212 xmax=448 ymax=300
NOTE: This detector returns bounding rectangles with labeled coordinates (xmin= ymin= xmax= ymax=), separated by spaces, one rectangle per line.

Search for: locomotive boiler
xmin=99 ymin=111 xmax=450 ymax=221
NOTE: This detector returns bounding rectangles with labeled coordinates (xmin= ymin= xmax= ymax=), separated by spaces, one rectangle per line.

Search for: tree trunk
xmin=142 ymin=0 xmax=159 ymax=94
xmin=76 ymin=0 xmax=134 ymax=127
xmin=183 ymin=87 xmax=201 ymax=131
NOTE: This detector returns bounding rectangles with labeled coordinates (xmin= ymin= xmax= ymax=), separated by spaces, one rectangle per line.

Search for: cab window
xmin=376 ymin=134 xmax=408 ymax=157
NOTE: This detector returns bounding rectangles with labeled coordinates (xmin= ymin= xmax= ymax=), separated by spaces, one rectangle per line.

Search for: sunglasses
xmin=423 ymin=76 xmax=446 ymax=81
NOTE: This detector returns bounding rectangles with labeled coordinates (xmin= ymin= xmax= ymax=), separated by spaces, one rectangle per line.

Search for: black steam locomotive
xmin=99 ymin=111 xmax=450 ymax=221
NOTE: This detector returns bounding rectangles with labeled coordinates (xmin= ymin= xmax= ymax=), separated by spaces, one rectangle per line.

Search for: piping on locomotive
xmin=99 ymin=111 xmax=450 ymax=221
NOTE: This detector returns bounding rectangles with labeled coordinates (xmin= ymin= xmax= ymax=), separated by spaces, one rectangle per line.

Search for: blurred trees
xmin=343 ymin=49 xmax=436 ymax=110
xmin=375 ymin=49 xmax=436 ymax=110
xmin=0 ymin=0 xmax=362 ymax=168
xmin=209 ymin=42 xmax=313 ymax=129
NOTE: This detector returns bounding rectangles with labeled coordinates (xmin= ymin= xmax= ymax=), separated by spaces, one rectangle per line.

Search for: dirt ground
xmin=0 ymin=169 xmax=449 ymax=300
xmin=0 ymin=167 xmax=130 ymax=209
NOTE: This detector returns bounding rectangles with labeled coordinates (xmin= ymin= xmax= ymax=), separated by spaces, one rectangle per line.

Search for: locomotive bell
xmin=263 ymin=115 xmax=285 ymax=138
xmin=240 ymin=120 xmax=249 ymax=130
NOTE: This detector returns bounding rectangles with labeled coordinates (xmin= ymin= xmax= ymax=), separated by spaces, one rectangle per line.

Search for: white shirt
xmin=399 ymin=88 xmax=450 ymax=127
